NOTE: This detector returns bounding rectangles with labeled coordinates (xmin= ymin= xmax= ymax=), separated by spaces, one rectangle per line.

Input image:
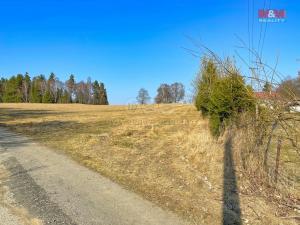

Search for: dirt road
xmin=0 ymin=127 xmax=190 ymax=225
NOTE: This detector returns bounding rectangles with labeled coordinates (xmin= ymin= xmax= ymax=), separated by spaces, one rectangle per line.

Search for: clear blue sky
xmin=0 ymin=0 xmax=299 ymax=104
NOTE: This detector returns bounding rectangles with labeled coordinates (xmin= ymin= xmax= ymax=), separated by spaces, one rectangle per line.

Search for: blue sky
xmin=0 ymin=0 xmax=299 ymax=104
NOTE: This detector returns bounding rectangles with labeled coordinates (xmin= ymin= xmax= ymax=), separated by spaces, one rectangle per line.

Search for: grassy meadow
xmin=0 ymin=103 xmax=298 ymax=224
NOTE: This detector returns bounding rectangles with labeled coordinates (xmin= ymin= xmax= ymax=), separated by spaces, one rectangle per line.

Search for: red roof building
xmin=254 ymin=91 xmax=280 ymax=100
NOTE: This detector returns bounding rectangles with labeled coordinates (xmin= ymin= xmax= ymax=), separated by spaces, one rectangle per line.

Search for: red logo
xmin=258 ymin=9 xmax=286 ymax=19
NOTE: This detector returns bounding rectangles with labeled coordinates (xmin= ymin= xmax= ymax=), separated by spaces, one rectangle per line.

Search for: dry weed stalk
xmin=187 ymin=38 xmax=299 ymax=198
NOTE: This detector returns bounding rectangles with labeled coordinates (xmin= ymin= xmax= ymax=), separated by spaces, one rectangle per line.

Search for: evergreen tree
xmin=30 ymin=75 xmax=44 ymax=103
xmin=0 ymin=73 xmax=108 ymax=105
xmin=66 ymin=74 xmax=75 ymax=103
xmin=22 ymin=72 xmax=31 ymax=102
xmin=60 ymin=89 xmax=70 ymax=103
xmin=47 ymin=73 xmax=57 ymax=103
xmin=16 ymin=74 xmax=24 ymax=102
xmin=194 ymin=58 xmax=218 ymax=115
xmin=3 ymin=75 xmax=23 ymax=102
xmin=99 ymin=82 xmax=108 ymax=105
xmin=194 ymin=57 xmax=255 ymax=136
xmin=263 ymin=81 xmax=272 ymax=93
xmin=42 ymin=89 xmax=53 ymax=103
xmin=0 ymin=78 xmax=6 ymax=102
xmin=92 ymin=80 xmax=100 ymax=104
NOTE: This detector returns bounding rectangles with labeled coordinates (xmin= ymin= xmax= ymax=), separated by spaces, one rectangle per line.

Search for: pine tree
xmin=30 ymin=76 xmax=44 ymax=103
xmin=0 ymin=73 xmax=108 ymax=105
xmin=263 ymin=81 xmax=272 ymax=93
xmin=66 ymin=74 xmax=75 ymax=103
xmin=15 ymin=74 xmax=24 ymax=102
xmin=42 ymin=89 xmax=53 ymax=103
xmin=99 ymin=82 xmax=108 ymax=105
xmin=0 ymin=78 xmax=6 ymax=102
xmin=47 ymin=73 xmax=57 ymax=103
xmin=92 ymin=80 xmax=100 ymax=104
xmin=22 ymin=72 xmax=31 ymax=102
xmin=3 ymin=75 xmax=23 ymax=102
xmin=60 ymin=89 xmax=70 ymax=103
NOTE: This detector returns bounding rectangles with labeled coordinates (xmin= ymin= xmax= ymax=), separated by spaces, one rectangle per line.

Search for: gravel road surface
xmin=0 ymin=127 xmax=190 ymax=225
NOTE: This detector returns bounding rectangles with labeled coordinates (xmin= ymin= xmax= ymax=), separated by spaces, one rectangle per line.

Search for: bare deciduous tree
xmin=171 ymin=82 xmax=185 ymax=103
xmin=155 ymin=84 xmax=172 ymax=104
xmin=136 ymin=88 xmax=150 ymax=104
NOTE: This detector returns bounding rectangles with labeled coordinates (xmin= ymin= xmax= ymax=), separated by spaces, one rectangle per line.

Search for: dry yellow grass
xmin=0 ymin=103 xmax=298 ymax=224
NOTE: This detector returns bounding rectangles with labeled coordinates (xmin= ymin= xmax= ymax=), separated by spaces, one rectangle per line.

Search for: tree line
xmin=276 ymin=74 xmax=300 ymax=99
xmin=136 ymin=82 xmax=185 ymax=104
xmin=0 ymin=73 xmax=108 ymax=105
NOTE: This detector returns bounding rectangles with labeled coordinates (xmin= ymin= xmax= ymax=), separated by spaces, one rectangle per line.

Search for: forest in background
xmin=0 ymin=73 xmax=108 ymax=105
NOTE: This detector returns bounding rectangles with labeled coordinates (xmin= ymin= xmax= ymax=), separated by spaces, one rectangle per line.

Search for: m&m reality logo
xmin=258 ymin=9 xmax=286 ymax=23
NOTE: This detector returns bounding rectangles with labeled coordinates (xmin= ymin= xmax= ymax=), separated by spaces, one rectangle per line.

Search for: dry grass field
xmin=0 ymin=103 xmax=298 ymax=224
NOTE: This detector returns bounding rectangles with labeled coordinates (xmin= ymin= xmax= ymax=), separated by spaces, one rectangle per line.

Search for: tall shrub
xmin=195 ymin=58 xmax=255 ymax=136
xmin=195 ymin=58 xmax=218 ymax=116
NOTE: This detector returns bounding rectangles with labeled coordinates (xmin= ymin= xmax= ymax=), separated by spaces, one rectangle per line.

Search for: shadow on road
xmin=0 ymin=130 xmax=33 ymax=149
xmin=222 ymin=134 xmax=242 ymax=225
xmin=2 ymin=157 xmax=77 ymax=225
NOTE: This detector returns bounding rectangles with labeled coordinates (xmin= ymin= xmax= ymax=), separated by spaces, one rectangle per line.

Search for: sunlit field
xmin=0 ymin=103 xmax=298 ymax=224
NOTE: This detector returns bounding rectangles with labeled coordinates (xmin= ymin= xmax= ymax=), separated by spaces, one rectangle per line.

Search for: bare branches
xmin=186 ymin=36 xmax=299 ymax=193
